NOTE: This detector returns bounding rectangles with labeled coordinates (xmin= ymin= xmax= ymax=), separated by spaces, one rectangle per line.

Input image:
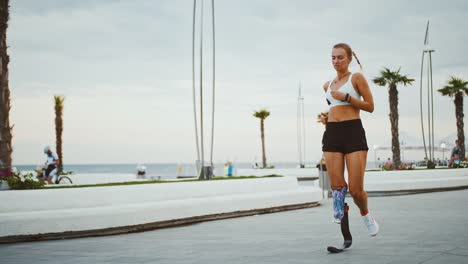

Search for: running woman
xmin=319 ymin=43 xmax=379 ymax=236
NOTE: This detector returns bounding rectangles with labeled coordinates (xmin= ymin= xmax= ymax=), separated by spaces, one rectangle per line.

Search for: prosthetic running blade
xmin=327 ymin=203 xmax=352 ymax=253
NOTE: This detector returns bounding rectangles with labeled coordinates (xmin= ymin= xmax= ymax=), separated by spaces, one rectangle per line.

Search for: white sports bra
xmin=325 ymin=73 xmax=361 ymax=108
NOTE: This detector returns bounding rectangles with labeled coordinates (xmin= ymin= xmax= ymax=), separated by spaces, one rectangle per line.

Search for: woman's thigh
xmin=323 ymin=152 xmax=346 ymax=187
xmin=345 ymin=151 xmax=367 ymax=192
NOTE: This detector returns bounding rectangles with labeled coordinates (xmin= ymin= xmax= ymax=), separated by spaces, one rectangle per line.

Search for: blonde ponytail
xmin=352 ymin=51 xmax=363 ymax=71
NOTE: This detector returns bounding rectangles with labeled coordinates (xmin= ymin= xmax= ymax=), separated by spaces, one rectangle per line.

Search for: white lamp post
xmin=440 ymin=143 xmax=446 ymax=161
xmin=373 ymin=144 xmax=379 ymax=169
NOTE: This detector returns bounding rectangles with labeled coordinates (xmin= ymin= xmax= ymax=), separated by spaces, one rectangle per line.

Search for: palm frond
xmin=54 ymin=95 xmax=65 ymax=107
xmin=253 ymin=109 xmax=270 ymax=120
xmin=373 ymin=67 xmax=413 ymax=88
xmin=372 ymin=76 xmax=387 ymax=86
xmin=398 ymin=76 xmax=415 ymax=86
xmin=438 ymin=76 xmax=468 ymax=97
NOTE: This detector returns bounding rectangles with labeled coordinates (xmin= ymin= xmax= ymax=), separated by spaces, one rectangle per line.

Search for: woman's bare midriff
xmin=328 ymin=105 xmax=360 ymax=122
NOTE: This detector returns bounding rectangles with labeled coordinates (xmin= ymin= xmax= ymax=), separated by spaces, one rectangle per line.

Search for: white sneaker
xmin=362 ymin=213 xmax=379 ymax=237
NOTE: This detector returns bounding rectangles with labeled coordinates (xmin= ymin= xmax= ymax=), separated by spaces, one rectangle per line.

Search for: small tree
xmin=253 ymin=109 xmax=270 ymax=168
xmin=54 ymin=96 xmax=65 ymax=174
xmin=438 ymin=76 xmax=468 ymax=159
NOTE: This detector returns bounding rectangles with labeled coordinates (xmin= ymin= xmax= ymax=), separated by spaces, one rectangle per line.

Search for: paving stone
xmin=1 ymin=190 xmax=467 ymax=264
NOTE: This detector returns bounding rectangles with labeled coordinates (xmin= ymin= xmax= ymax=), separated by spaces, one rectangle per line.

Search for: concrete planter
xmin=0 ymin=181 xmax=9 ymax=191
xmin=0 ymin=177 xmax=322 ymax=242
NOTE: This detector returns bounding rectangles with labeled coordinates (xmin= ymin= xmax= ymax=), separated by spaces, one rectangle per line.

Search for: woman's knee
xmin=328 ymin=174 xmax=347 ymax=189
xmin=349 ymin=187 xmax=366 ymax=198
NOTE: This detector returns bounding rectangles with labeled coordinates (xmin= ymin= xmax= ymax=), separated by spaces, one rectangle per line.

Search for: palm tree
xmin=438 ymin=76 xmax=468 ymax=159
xmin=0 ymin=0 xmax=13 ymax=174
xmin=54 ymin=96 xmax=65 ymax=174
xmin=373 ymin=68 xmax=414 ymax=168
xmin=253 ymin=109 xmax=270 ymax=168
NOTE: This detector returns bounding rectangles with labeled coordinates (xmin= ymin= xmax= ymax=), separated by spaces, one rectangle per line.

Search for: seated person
xmin=42 ymin=146 xmax=59 ymax=184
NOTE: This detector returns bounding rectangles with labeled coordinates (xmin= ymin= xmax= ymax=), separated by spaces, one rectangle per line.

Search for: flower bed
xmin=381 ymin=161 xmax=415 ymax=171
xmin=0 ymin=169 xmax=44 ymax=190
xmin=449 ymin=158 xmax=468 ymax=168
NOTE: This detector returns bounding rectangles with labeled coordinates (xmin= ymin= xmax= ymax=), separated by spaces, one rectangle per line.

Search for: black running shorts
xmin=322 ymin=119 xmax=369 ymax=154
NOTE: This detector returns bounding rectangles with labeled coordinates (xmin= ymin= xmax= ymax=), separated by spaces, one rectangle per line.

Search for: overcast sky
xmin=8 ymin=0 xmax=468 ymax=165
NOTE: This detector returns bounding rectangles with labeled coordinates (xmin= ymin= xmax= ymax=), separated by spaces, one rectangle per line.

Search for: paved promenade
xmin=1 ymin=190 xmax=467 ymax=264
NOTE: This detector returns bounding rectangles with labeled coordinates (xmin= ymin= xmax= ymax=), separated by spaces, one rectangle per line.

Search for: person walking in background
xmin=227 ymin=162 xmax=233 ymax=176
xmin=319 ymin=43 xmax=379 ymax=237
xmin=224 ymin=161 xmax=233 ymax=176
xmin=449 ymin=140 xmax=464 ymax=167
xmin=451 ymin=140 xmax=463 ymax=161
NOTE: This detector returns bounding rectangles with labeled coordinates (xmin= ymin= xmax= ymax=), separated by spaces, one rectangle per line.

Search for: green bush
xmin=2 ymin=172 xmax=45 ymax=190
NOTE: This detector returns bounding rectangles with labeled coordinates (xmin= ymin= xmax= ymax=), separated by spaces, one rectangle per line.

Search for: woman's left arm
xmin=349 ymin=73 xmax=374 ymax=113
